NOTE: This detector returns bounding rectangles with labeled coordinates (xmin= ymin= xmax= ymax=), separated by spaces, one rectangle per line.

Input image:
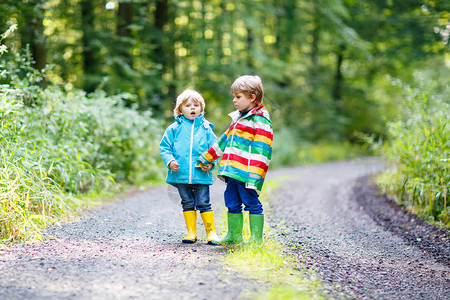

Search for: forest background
xmin=0 ymin=0 xmax=449 ymax=243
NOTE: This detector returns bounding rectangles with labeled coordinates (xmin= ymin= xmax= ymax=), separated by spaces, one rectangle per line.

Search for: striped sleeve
xmin=199 ymin=130 xmax=229 ymax=164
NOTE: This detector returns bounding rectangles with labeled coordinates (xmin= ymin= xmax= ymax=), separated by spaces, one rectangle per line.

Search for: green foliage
xmin=1 ymin=82 xmax=76 ymax=242
xmin=22 ymin=88 xmax=164 ymax=189
xmin=0 ymin=47 xmax=49 ymax=108
xmin=299 ymin=141 xmax=369 ymax=164
xmin=376 ymin=75 xmax=450 ymax=225
xmin=0 ymin=46 xmax=165 ymax=243
xmin=271 ymin=127 xmax=369 ymax=169
xmin=2 ymin=1 xmax=448 ymax=143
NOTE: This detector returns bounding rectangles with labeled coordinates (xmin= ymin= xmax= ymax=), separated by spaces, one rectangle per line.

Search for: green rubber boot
xmin=248 ymin=214 xmax=264 ymax=244
xmin=212 ymin=212 xmax=243 ymax=245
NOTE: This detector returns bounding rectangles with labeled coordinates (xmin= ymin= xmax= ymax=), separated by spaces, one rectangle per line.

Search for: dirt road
xmin=0 ymin=158 xmax=448 ymax=299
xmin=267 ymin=158 xmax=449 ymax=299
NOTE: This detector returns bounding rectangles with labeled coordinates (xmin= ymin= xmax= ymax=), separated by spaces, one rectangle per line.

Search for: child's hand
xmin=200 ymin=163 xmax=214 ymax=171
xmin=169 ymin=160 xmax=180 ymax=172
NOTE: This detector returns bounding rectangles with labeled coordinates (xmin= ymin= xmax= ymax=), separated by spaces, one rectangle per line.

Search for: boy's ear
xmin=251 ymin=93 xmax=257 ymax=102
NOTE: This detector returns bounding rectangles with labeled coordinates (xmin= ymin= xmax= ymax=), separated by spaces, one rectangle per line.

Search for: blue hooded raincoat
xmin=159 ymin=115 xmax=217 ymax=185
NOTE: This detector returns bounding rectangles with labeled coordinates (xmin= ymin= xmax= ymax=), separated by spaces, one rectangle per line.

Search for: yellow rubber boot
xmin=200 ymin=211 xmax=219 ymax=245
xmin=182 ymin=210 xmax=197 ymax=243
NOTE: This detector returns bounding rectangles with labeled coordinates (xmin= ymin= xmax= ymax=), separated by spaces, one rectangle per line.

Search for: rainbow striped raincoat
xmin=198 ymin=105 xmax=273 ymax=194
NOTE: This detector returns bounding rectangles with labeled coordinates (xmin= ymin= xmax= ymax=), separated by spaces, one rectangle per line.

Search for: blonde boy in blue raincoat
xmin=159 ymin=89 xmax=219 ymax=244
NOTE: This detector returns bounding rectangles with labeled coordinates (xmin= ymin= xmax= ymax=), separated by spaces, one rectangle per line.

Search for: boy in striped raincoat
xmin=198 ymin=75 xmax=273 ymax=245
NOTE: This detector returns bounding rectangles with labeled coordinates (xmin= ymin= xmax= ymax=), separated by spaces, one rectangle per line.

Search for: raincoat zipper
xmin=247 ymin=145 xmax=252 ymax=172
xmin=189 ymin=120 xmax=194 ymax=184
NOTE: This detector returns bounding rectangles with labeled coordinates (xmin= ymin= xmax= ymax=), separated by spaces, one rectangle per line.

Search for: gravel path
xmin=267 ymin=158 xmax=450 ymax=299
xmin=0 ymin=181 xmax=264 ymax=300
xmin=1 ymin=157 xmax=449 ymax=299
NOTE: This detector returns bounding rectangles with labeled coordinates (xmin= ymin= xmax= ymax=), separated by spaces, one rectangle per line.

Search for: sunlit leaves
xmin=1 ymin=50 xmax=165 ymax=243
xmin=378 ymin=76 xmax=450 ymax=225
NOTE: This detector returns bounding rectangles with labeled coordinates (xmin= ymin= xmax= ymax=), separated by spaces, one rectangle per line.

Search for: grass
xmin=0 ymin=82 xmax=165 ymax=244
xmin=0 ymin=41 xmax=167 ymax=245
xmin=374 ymin=87 xmax=450 ymax=227
xmin=298 ymin=141 xmax=368 ymax=165
xmin=219 ymin=177 xmax=326 ymax=299
xmin=271 ymin=127 xmax=369 ymax=169
xmin=223 ymin=239 xmax=324 ymax=299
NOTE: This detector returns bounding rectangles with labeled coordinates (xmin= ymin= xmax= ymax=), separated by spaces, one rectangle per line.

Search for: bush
xmin=22 ymin=88 xmax=164 ymax=192
xmin=0 ymin=84 xmax=75 ymax=242
xmin=1 ymin=37 xmax=165 ymax=243
xmin=0 ymin=83 xmax=165 ymax=242
xmin=377 ymin=84 xmax=450 ymax=226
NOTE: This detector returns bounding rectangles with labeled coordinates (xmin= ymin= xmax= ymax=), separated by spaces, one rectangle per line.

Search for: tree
xmin=80 ymin=0 xmax=100 ymax=92
xmin=1 ymin=0 xmax=447 ymax=143
xmin=152 ymin=0 xmax=176 ymax=109
xmin=19 ymin=0 xmax=48 ymax=86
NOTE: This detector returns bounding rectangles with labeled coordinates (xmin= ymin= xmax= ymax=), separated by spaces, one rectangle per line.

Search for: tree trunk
xmin=80 ymin=0 xmax=98 ymax=93
xmin=154 ymin=0 xmax=168 ymax=66
xmin=118 ymin=2 xmax=132 ymax=38
xmin=310 ymin=7 xmax=320 ymax=71
xmin=153 ymin=0 xmax=176 ymax=106
xmin=20 ymin=0 xmax=47 ymax=87
xmin=215 ymin=2 xmax=225 ymax=61
xmin=333 ymin=44 xmax=345 ymax=110
xmin=116 ymin=1 xmax=134 ymax=96
xmin=247 ymin=27 xmax=254 ymax=70
xmin=275 ymin=0 xmax=296 ymax=61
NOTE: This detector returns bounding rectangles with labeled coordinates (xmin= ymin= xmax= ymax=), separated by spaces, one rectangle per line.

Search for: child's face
xmin=232 ymin=92 xmax=257 ymax=112
xmin=180 ymin=99 xmax=202 ymax=120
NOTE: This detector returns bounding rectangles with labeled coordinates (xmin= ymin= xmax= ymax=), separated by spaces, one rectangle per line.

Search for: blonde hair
xmin=173 ymin=89 xmax=206 ymax=117
xmin=231 ymin=75 xmax=264 ymax=104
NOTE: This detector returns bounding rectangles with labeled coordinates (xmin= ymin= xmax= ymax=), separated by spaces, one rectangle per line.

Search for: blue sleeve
xmin=207 ymin=125 xmax=219 ymax=167
xmin=207 ymin=127 xmax=217 ymax=149
xmin=159 ymin=126 xmax=176 ymax=167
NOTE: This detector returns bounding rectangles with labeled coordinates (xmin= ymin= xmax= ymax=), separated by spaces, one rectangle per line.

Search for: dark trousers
xmin=175 ymin=183 xmax=212 ymax=213
xmin=224 ymin=177 xmax=263 ymax=214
